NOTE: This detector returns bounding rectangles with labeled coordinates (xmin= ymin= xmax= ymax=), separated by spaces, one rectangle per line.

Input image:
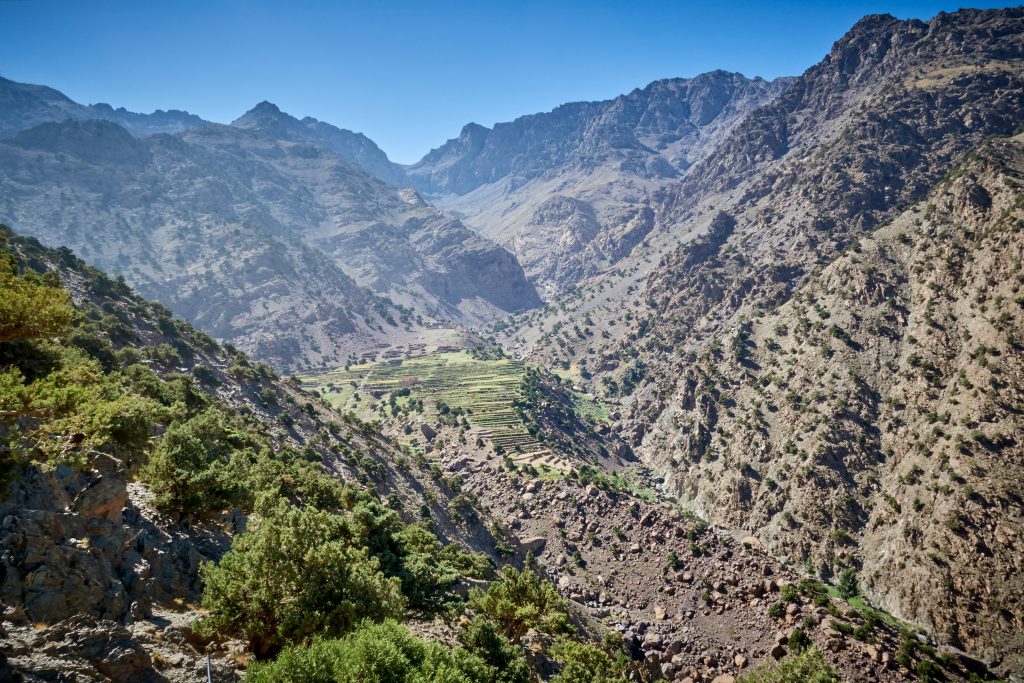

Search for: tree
xmin=0 ymin=255 xmax=74 ymax=344
xmin=468 ymin=566 xmax=570 ymax=643
xmin=459 ymin=616 xmax=530 ymax=683
xmin=248 ymin=619 xmax=497 ymax=683
xmin=199 ymin=496 xmax=405 ymax=657
xmin=550 ymin=639 xmax=628 ymax=683
xmin=837 ymin=567 xmax=858 ymax=600
xmin=738 ymin=647 xmax=839 ymax=683
xmin=141 ymin=408 xmax=242 ymax=514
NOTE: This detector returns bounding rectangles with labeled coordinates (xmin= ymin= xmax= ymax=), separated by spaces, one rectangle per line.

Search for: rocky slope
xmin=231 ymin=100 xmax=405 ymax=186
xmin=0 ymin=226 xmax=508 ymax=680
xmin=406 ymin=71 xmax=789 ymax=296
xmin=493 ymin=7 xmax=1024 ymax=677
xmin=647 ymin=134 xmax=1024 ymax=675
xmin=220 ymin=102 xmax=541 ymax=318
xmin=0 ymin=107 xmax=539 ymax=369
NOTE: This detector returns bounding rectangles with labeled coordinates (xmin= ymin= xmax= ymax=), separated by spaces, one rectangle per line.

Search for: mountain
xmin=0 ymin=225 xmax=989 ymax=682
xmin=221 ymin=102 xmax=541 ymax=318
xmin=231 ymin=100 xmax=406 ymax=185
xmin=405 ymin=71 xmax=790 ymax=296
xmin=647 ymin=134 xmax=1024 ymax=673
xmin=4 ymin=5 xmax=1024 ymax=678
xmin=0 ymin=101 xmax=540 ymax=369
xmin=494 ymin=7 xmax=1024 ymax=676
xmin=0 ymin=76 xmax=204 ymax=138
xmin=0 ymin=225 xmax=510 ymax=678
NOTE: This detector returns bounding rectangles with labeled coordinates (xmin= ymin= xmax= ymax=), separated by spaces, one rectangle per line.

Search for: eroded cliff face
xmin=406 ymin=71 xmax=789 ymax=297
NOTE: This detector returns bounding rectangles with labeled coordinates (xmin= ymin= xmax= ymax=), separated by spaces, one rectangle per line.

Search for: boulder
xmin=521 ymin=536 xmax=547 ymax=554
xmin=72 ymin=476 xmax=128 ymax=524
xmin=419 ymin=423 xmax=437 ymax=441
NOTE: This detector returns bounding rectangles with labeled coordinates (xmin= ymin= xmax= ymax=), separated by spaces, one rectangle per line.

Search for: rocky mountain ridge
xmin=0 ymin=76 xmax=204 ymax=138
xmin=493 ymin=7 xmax=1024 ymax=677
xmin=1 ymin=227 xmax=990 ymax=682
xmin=406 ymin=71 xmax=791 ymax=296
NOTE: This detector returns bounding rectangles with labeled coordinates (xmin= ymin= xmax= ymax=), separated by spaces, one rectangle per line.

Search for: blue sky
xmin=0 ymin=1 xmax=1017 ymax=163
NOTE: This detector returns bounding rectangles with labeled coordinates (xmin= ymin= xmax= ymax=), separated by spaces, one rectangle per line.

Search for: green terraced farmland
xmin=302 ymin=351 xmax=550 ymax=458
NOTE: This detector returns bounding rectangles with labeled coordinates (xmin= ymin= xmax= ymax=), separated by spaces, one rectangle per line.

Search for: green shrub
xmin=837 ymin=568 xmax=858 ymax=600
xmin=458 ymin=616 xmax=530 ymax=683
xmin=739 ymin=647 xmax=839 ymax=683
xmin=468 ymin=566 xmax=570 ymax=643
xmin=248 ymin=619 xmax=497 ymax=683
xmin=788 ymin=627 xmax=811 ymax=653
xmin=199 ymin=496 xmax=405 ymax=656
xmin=915 ymin=659 xmax=942 ymax=682
xmin=550 ymin=639 xmax=628 ymax=683
xmin=0 ymin=252 xmax=74 ymax=343
xmin=141 ymin=408 xmax=244 ymax=514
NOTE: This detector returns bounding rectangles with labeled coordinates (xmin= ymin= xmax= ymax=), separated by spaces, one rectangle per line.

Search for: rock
xmin=734 ymin=654 xmax=748 ymax=669
xmin=447 ymin=457 xmax=470 ymax=472
xmin=558 ymin=575 xmax=572 ymax=589
xmin=72 ymin=476 xmax=128 ymax=524
xmin=654 ymin=605 xmax=667 ymax=620
xmin=711 ymin=675 xmax=736 ymax=683
xmin=770 ymin=644 xmax=787 ymax=660
xmin=42 ymin=616 xmax=152 ymax=680
xmin=643 ymin=632 xmax=664 ymax=648
xmin=419 ymin=423 xmax=437 ymax=441
xmin=521 ymin=536 xmax=547 ymax=554
xmin=585 ymin=484 xmax=600 ymax=497
xmin=452 ymin=577 xmax=490 ymax=599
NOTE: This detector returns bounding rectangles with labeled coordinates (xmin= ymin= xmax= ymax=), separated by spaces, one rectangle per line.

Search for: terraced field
xmin=302 ymin=352 xmax=565 ymax=465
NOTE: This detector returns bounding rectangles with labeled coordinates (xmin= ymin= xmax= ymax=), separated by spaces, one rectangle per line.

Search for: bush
xmin=248 ymin=619 xmax=497 ymax=683
xmin=141 ymin=408 xmax=243 ymax=514
xmin=788 ymin=627 xmax=811 ymax=654
xmin=837 ymin=567 xmax=858 ymax=600
xmin=468 ymin=566 xmax=570 ymax=643
xmin=0 ymin=253 xmax=74 ymax=343
xmin=199 ymin=496 xmax=405 ymax=656
xmin=458 ymin=616 xmax=530 ymax=683
xmin=739 ymin=647 xmax=839 ymax=683
xmin=915 ymin=659 xmax=942 ymax=683
xmin=550 ymin=639 xmax=627 ymax=683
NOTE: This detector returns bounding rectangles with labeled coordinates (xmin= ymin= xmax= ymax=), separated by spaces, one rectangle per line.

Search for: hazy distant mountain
xmin=0 ymin=76 xmax=204 ymax=138
xmin=231 ymin=100 xmax=406 ymax=186
xmin=404 ymin=71 xmax=790 ymax=296
xmin=0 ymin=100 xmax=540 ymax=368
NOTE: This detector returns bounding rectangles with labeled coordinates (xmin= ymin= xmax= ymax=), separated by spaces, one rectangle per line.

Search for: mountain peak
xmin=231 ymin=101 xmax=294 ymax=130
xmin=250 ymin=100 xmax=282 ymax=115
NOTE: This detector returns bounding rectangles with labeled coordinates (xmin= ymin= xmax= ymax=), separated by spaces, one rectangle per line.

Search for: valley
xmin=1 ymin=5 xmax=1023 ymax=683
